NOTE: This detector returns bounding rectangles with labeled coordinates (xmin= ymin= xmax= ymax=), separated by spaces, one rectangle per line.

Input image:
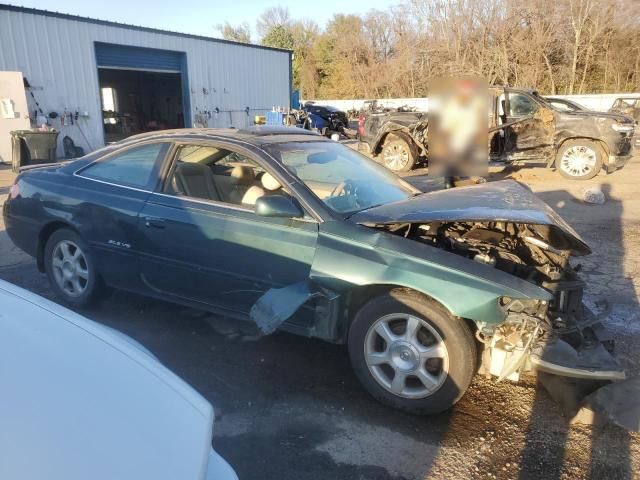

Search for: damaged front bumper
xmin=606 ymin=154 xmax=632 ymax=173
xmin=530 ymin=342 xmax=625 ymax=381
xmin=481 ymin=300 xmax=626 ymax=383
xmin=480 ymin=299 xmax=639 ymax=431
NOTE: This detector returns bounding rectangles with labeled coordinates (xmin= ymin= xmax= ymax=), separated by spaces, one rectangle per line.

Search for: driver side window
xmin=508 ymin=94 xmax=538 ymax=117
xmin=164 ymin=144 xmax=285 ymax=209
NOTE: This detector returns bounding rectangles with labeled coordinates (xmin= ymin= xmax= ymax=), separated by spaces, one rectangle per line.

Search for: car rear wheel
xmin=348 ymin=290 xmax=476 ymax=414
xmin=380 ymin=134 xmax=418 ymax=172
xmin=556 ymin=140 xmax=602 ymax=180
xmin=45 ymin=228 xmax=102 ymax=307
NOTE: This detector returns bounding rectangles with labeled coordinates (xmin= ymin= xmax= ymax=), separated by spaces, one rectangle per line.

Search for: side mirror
xmin=255 ymin=194 xmax=304 ymax=218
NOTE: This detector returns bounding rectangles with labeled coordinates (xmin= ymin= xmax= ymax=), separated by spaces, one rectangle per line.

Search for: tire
xmin=555 ymin=139 xmax=603 ymax=180
xmin=380 ymin=134 xmax=418 ymax=172
xmin=44 ymin=228 xmax=102 ymax=307
xmin=348 ymin=289 xmax=476 ymax=415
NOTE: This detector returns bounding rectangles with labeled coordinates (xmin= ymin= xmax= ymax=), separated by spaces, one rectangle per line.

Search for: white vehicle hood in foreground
xmin=0 ymin=280 xmax=236 ymax=480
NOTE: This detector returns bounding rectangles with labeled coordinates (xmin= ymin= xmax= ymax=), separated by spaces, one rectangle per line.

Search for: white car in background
xmin=0 ymin=279 xmax=237 ymax=480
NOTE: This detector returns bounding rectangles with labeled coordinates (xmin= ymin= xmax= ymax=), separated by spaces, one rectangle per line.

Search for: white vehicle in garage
xmin=0 ymin=279 xmax=237 ymax=480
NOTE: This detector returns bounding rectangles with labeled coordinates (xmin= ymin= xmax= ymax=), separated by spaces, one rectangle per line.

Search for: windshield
xmin=615 ymin=98 xmax=640 ymax=108
xmin=265 ymin=141 xmax=420 ymax=214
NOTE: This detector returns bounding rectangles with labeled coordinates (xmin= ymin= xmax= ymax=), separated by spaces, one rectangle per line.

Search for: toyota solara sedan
xmin=4 ymin=126 xmax=625 ymax=414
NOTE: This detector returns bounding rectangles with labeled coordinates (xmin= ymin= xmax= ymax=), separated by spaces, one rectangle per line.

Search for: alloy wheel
xmin=560 ymin=145 xmax=597 ymax=177
xmin=383 ymin=144 xmax=410 ymax=171
xmin=364 ymin=313 xmax=449 ymax=399
xmin=51 ymin=240 xmax=89 ymax=297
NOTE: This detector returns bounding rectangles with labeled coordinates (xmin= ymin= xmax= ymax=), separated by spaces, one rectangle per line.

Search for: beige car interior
xmin=241 ymin=172 xmax=282 ymax=205
xmin=278 ymin=151 xmax=340 ymax=200
xmin=299 ymin=180 xmax=335 ymax=200
xmin=168 ymin=145 xmax=283 ymax=208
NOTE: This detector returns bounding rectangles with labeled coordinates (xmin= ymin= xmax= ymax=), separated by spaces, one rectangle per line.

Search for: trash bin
xmin=10 ymin=130 xmax=59 ymax=173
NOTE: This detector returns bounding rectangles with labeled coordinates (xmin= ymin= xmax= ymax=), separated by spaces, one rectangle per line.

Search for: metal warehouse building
xmin=0 ymin=4 xmax=292 ymax=160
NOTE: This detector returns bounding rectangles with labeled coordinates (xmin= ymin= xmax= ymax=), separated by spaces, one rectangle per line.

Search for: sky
xmin=5 ymin=0 xmax=397 ymax=39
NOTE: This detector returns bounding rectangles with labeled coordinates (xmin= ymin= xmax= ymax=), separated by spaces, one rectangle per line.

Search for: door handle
xmin=144 ymin=216 xmax=166 ymax=229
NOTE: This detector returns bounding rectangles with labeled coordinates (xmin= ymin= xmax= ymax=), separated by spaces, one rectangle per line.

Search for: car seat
xmin=173 ymin=162 xmax=221 ymax=201
xmin=241 ymin=172 xmax=282 ymax=205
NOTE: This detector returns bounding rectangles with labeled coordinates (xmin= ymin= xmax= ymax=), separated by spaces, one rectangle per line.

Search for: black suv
xmin=359 ymin=87 xmax=635 ymax=180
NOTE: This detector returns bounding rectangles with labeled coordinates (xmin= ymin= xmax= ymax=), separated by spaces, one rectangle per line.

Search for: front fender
xmin=311 ymin=222 xmax=552 ymax=325
xmin=372 ymin=122 xmax=414 ymax=154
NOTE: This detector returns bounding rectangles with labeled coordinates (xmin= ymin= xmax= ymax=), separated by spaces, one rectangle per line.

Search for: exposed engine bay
xmin=389 ymin=220 xmax=574 ymax=284
xmin=377 ymin=220 xmax=625 ymax=383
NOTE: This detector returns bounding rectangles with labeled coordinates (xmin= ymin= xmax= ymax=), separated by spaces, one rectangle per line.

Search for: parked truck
xmin=358 ymin=86 xmax=635 ymax=180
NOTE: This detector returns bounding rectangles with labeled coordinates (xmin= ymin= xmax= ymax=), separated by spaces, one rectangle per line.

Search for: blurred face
xmin=428 ymin=78 xmax=488 ymax=178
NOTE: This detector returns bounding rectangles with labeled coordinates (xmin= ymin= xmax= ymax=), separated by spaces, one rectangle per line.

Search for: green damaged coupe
xmin=4 ymin=127 xmax=625 ymax=414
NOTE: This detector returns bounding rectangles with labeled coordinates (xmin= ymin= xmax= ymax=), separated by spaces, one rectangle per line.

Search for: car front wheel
xmin=380 ymin=134 xmax=418 ymax=172
xmin=556 ymin=139 xmax=602 ymax=180
xmin=44 ymin=228 xmax=102 ymax=307
xmin=348 ymin=290 xmax=476 ymax=414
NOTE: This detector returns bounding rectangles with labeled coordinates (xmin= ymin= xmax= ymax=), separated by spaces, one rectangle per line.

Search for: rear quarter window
xmin=79 ymin=143 xmax=169 ymax=189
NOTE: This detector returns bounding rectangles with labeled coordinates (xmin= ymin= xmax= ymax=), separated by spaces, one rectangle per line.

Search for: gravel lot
xmin=1 ymin=159 xmax=638 ymax=480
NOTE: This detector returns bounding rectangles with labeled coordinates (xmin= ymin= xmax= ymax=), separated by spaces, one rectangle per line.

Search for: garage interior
xmin=99 ymin=69 xmax=184 ymax=143
xmin=95 ymin=43 xmax=189 ymax=144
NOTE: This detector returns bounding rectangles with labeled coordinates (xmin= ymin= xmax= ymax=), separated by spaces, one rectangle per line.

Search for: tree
xmin=216 ymin=22 xmax=251 ymax=44
xmin=251 ymin=0 xmax=640 ymax=100
xmin=261 ymin=24 xmax=294 ymax=50
xmin=314 ymin=14 xmax=369 ymax=98
xmin=256 ymin=7 xmax=321 ymax=97
xmin=291 ymin=19 xmax=321 ymax=98
xmin=257 ymin=6 xmax=291 ymax=37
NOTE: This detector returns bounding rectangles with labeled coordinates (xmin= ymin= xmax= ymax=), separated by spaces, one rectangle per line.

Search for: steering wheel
xmin=330 ymin=179 xmax=357 ymax=198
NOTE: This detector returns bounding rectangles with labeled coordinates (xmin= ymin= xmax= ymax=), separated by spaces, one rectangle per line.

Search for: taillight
xmin=9 ymin=182 xmax=20 ymax=200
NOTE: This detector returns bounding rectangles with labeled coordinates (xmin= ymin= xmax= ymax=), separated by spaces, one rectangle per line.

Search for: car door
xmin=72 ymin=141 xmax=171 ymax=292
xmin=501 ymin=91 xmax=555 ymax=160
xmin=135 ymin=140 xmax=319 ymax=316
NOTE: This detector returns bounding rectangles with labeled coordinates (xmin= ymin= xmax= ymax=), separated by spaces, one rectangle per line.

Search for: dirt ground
xmin=1 ymin=159 xmax=639 ymax=479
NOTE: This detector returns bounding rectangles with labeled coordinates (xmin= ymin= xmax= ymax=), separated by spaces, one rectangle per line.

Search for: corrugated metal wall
xmin=0 ymin=7 xmax=290 ymax=156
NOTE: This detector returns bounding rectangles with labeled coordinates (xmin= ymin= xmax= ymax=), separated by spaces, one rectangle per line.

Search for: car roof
xmin=119 ymin=126 xmax=328 ymax=147
xmin=315 ymin=105 xmax=342 ymax=112
xmin=546 ymin=97 xmax=580 ymax=105
xmin=489 ymin=86 xmax=537 ymax=95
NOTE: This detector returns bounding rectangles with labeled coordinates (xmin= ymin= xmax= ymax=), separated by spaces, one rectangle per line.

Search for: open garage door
xmin=95 ymin=42 xmax=190 ymax=143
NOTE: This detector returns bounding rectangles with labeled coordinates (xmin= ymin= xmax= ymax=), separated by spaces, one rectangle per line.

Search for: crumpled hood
xmin=350 ymin=180 xmax=591 ymax=255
